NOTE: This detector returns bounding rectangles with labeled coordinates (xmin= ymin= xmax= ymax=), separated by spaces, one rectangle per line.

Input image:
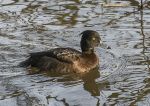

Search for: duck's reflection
xmin=81 ymin=68 xmax=100 ymax=96
xmin=28 ymin=67 xmax=102 ymax=96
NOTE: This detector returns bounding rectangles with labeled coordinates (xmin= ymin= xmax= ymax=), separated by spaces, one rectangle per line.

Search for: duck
xmin=19 ymin=30 xmax=101 ymax=73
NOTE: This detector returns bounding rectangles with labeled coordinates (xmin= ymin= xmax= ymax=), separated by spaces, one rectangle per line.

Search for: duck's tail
xmin=19 ymin=58 xmax=31 ymax=67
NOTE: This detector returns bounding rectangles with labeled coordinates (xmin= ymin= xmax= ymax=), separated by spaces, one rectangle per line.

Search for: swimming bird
xmin=20 ymin=30 xmax=101 ymax=73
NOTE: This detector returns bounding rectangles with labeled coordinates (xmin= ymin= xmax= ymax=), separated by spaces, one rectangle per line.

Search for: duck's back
xmin=20 ymin=48 xmax=82 ymax=71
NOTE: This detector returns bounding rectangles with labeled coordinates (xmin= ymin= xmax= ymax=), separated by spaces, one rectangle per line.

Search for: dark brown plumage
xmin=19 ymin=30 xmax=101 ymax=73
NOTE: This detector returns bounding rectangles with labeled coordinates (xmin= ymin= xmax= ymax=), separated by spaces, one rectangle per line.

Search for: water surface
xmin=0 ymin=0 xmax=150 ymax=106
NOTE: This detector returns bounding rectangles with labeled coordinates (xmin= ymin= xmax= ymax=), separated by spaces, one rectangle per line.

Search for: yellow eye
xmin=92 ymin=37 xmax=96 ymax=41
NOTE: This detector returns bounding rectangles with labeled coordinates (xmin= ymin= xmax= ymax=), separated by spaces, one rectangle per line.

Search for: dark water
xmin=0 ymin=0 xmax=150 ymax=106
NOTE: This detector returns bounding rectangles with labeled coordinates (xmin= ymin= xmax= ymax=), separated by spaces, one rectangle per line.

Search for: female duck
xmin=20 ymin=30 xmax=101 ymax=73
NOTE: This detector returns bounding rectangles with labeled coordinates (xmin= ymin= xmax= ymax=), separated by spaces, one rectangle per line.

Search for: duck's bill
xmin=100 ymin=42 xmax=111 ymax=49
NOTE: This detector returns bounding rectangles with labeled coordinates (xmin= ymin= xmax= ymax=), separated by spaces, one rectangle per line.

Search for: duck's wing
xmin=19 ymin=48 xmax=81 ymax=67
xmin=31 ymin=48 xmax=81 ymax=62
xmin=47 ymin=48 xmax=82 ymax=63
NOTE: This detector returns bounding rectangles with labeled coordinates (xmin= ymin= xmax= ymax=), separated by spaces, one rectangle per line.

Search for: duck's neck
xmin=82 ymin=48 xmax=94 ymax=55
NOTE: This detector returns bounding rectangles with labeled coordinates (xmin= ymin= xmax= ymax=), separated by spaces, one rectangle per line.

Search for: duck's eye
xmin=92 ymin=37 xmax=96 ymax=41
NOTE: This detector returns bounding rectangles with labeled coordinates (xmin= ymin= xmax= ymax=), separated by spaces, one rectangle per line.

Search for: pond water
xmin=0 ymin=0 xmax=150 ymax=106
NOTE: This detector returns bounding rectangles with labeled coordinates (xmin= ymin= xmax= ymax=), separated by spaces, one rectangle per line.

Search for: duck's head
xmin=80 ymin=30 xmax=101 ymax=54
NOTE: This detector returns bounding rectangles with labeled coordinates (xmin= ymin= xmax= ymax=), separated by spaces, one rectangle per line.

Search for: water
xmin=0 ymin=0 xmax=150 ymax=106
